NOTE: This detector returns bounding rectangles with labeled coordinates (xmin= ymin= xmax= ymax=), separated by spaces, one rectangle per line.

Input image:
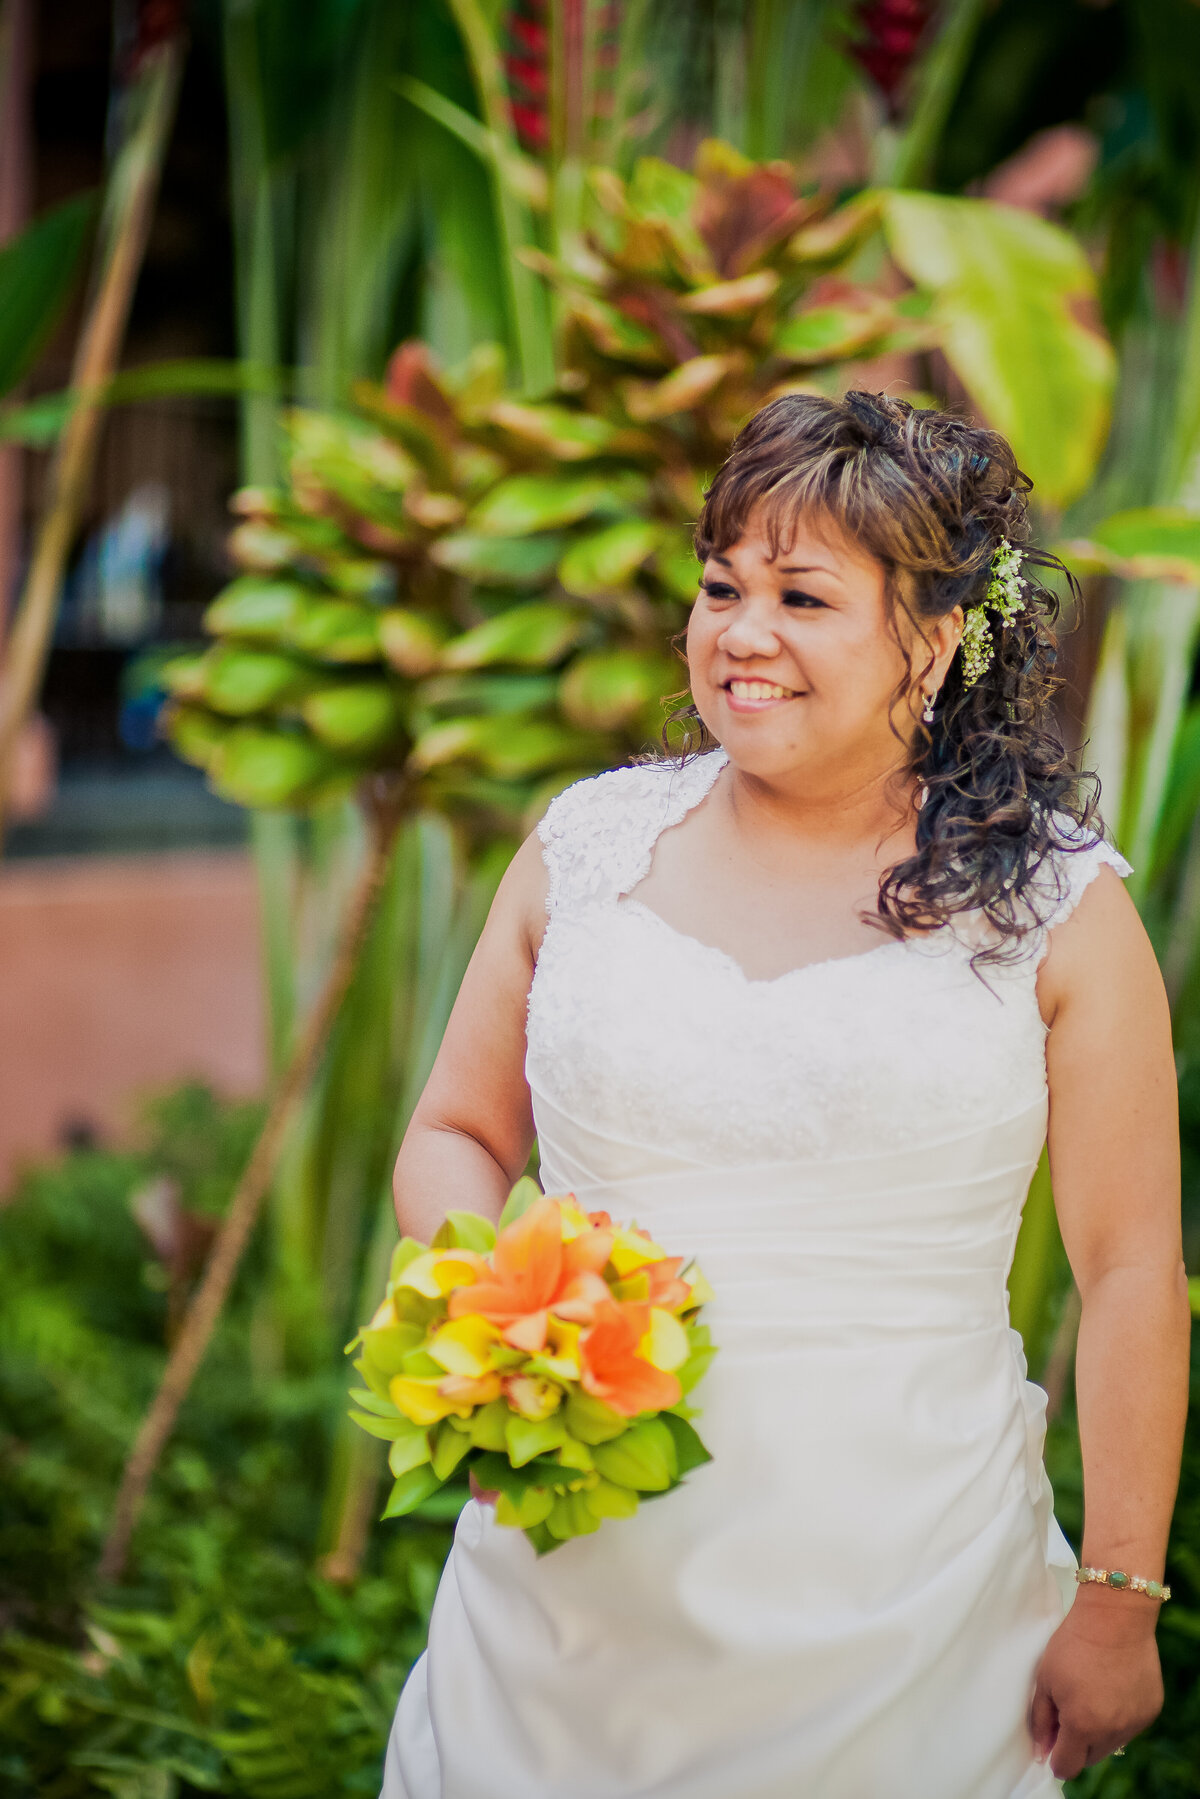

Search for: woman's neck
xmin=720 ymin=756 xmax=916 ymax=857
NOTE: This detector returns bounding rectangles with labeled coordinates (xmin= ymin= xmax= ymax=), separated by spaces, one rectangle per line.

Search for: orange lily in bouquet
xmin=347 ymin=1179 xmax=716 ymax=1551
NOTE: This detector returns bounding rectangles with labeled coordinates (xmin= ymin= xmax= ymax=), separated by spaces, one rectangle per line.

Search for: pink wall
xmin=0 ymin=851 xmax=266 ymax=1189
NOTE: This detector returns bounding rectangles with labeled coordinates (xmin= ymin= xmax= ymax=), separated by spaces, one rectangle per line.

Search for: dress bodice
xmin=526 ymin=749 xmax=1128 ymax=1171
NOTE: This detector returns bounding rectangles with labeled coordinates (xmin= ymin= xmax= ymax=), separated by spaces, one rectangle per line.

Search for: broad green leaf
xmin=160 ymin=654 xmax=209 ymax=701
xmin=560 ymin=647 xmax=675 ymax=731
xmin=390 ymin=1237 xmax=429 ymax=1281
xmin=301 ymin=682 xmax=405 ymax=751
xmin=0 ymin=194 xmax=94 ymax=398
xmin=880 ymin=192 xmax=1114 ymax=507
xmin=675 ymin=1340 xmax=718 ymax=1396
xmin=627 ymin=155 xmax=701 ymax=225
xmin=211 ymin=726 xmax=345 ymax=809
xmin=358 ymin=1322 xmax=426 ymax=1386
xmin=411 ymin=713 xmax=592 ymax=777
xmin=591 ymin=1418 xmax=676 ymax=1489
xmin=418 ymin=672 xmax=558 ymax=718
xmin=431 ymin=1210 xmax=498 ymax=1253
xmin=348 ymin=1408 xmax=418 ymax=1443
xmin=545 ymin=1488 xmax=602 ymax=1540
xmin=0 ymin=358 xmax=286 ymax=443
xmin=773 ymin=300 xmax=893 ymax=365
xmin=488 ymin=400 xmax=619 ymax=460
xmin=348 ymin=1387 xmax=396 ymax=1418
xmin=381 ymin=1463 xmax=443 ymax=1519
xmin=430 ymin=1420 xmax=474 ymax=1481
xmin=204 ymin=577 xmax=312 ymax=641
xmin=287 ymin=409 xmax=418 ymax=521
xmin=659 ymin=1411 xmax=713 ymax=1476
xmin=201 ymin=646 xmax=318 ymax=716
xmin=471 ymin=1451 xmax=556 ymax=1502
xmin=379 ymin=607 xmax=448 ymax=676
xmin=552 ymin=1433 xmax=594 ymax=1473
xmin=1060 ymin=507 xmax=1200 ymax=583
xmin=677 ymin=269 xmax=781 ymax=316
xmin=785 ymin=193 xmax=882 ymax=266
xmin=388 ymin=1429 xmax=434 ymax=1478
xmin=431 ymin=531 xmax=567 ymax=587
xmin=622 ymin=355 xmax=739 ymax=422
xmin=499 ymin=1175 xmax=544 ymax=1227
xmin=505 ymin=1411 xmax=569 ymax=1467
xmin=440 ymin=602 xmax=588 ymax=671
xmin=467 ymin=1400 xmax=510 ymax=1451
xmin=585 ymin=1477 xmax=640 ymax=1519
xmin=287 ymin=598 xmax=381 ymax=663
xmin=351 ymin=382 xmax=455 ymax=485
xmin=468 ymin=471 xmax=648 ymax=536
xmin=166 ymin=703 xmax=231 ymax=771
xmin=495 ymin=1484 xmax=555 ymax=1529
xmin=569 ymin=294 xmax=666 ymax=366
xmin=563 ymin=1388 xmax=628 ymax=1444
xmin=557 ymin=519 xmax=660 ymax=597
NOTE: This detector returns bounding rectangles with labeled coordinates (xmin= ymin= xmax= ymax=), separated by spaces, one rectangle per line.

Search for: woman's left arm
xmin=1032 ymin=864 xmax=1190 ymax=1779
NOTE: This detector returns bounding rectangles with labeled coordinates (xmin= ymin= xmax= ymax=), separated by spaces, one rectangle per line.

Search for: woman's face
xmin=686 ymin=509 xmax=961 ymax=792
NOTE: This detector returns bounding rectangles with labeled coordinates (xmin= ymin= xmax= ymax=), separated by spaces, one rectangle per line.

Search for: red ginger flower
xmin=447 ymin=1195 xmax=613 ymax=1352
xmin=848 ymin=0 xmax=932 ymax=112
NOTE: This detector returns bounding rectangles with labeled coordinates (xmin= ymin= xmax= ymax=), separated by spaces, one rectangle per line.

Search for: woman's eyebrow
xmin=778 ymin=562 xmax=840 ymax=578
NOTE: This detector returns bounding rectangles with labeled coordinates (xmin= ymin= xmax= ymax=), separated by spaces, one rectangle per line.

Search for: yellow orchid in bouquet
xmin=347 ymin=1179 xmax=716 ymax=1552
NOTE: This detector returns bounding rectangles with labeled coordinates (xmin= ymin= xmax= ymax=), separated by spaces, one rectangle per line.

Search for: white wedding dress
xmin=382 ymin=749 xmax=1129 ymax=1799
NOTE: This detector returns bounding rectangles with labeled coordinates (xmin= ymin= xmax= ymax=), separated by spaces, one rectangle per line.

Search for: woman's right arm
xmin=392 ymin=829 xmax=550 ymax=1242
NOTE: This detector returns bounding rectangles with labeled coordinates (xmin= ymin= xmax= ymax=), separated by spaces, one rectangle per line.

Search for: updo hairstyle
xmin=677 ymin=389 xmax=1099 ymax=959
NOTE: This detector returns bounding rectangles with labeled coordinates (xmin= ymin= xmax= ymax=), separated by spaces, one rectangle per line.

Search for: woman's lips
xmin=722 ymin=677 xmax=802 ymax=713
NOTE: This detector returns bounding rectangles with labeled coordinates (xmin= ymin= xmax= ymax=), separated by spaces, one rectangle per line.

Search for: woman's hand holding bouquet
xmin=347 ymin=1179 xmax=716 ymax=1552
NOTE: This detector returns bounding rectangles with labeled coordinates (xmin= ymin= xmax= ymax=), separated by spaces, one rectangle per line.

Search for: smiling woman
xmin=673 ymin=391 xmax=1101 ymax=965
xmin=378 ymin=391 xmax=1188 ymax=1799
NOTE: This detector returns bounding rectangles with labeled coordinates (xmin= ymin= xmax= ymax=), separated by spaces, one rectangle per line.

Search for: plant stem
xmin=0 ymin=37 xmax=183 ymax=845
xmin=885 ymin=0 xmax=987 ymax=190
xmin=98 ymin=780 xmax=408 ymax=1585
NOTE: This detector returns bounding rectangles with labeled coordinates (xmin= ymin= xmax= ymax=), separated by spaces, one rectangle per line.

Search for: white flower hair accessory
xmin=959 ymin=538 xmax=1028 ymax=686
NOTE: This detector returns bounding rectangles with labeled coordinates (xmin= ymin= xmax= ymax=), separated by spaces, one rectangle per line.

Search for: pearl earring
xmin=922 ymin=689 xmax=937 ymax=725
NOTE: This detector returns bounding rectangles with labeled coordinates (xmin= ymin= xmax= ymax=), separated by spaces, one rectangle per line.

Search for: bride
xmin=380 ymin=390 xmax=1188 ymax=1798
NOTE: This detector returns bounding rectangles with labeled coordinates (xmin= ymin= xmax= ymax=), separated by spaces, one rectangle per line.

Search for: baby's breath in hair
xmin=959 ymin=538 xmax=1028 ymax=686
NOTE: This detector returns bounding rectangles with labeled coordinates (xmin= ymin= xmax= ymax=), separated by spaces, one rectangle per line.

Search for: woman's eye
xmin=700 ymin=581 xmax=738 ymax=601
xmin=782 ymin=590 xmax=826 ymax=609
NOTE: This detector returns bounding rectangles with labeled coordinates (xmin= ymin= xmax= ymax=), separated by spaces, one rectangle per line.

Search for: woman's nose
xmin=719 ymin=606 xmax=779 ymax=658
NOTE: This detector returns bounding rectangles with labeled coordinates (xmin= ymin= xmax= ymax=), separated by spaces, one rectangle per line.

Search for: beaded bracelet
xmin=1076 ymin=1566 xmax=1171 ymax=1601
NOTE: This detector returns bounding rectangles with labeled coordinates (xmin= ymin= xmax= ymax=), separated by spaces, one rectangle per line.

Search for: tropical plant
xmin=100 ymin=330 xmax=692 ymax=1578
xmin=0 ymin=1091 xmax=446 ymax=1799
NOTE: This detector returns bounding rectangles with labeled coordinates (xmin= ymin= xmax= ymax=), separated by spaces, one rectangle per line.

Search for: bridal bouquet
xmin=347 ymin=1179 xmax=715 ymax=1552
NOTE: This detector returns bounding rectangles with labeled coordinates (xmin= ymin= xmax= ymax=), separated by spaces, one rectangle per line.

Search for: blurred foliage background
xmin=3 ymin=1 xmax=1200 ymax=1793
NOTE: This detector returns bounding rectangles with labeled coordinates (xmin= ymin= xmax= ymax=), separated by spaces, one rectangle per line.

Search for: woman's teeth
xmin=727 ymin=679 xmax=796 ymax=701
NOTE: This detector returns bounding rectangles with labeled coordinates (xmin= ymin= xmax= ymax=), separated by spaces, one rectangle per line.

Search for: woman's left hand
xmin=1030 ymin=1589 xmax=1164 ymax=1777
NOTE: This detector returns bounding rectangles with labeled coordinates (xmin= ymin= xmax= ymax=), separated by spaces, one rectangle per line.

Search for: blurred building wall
xmin=0 ymin=851 xmax=265 ymax=1188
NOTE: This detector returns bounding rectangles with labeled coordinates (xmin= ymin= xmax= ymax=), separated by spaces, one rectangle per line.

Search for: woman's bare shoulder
xmin=1038 ymin=863 xmax=1163 ymax=1030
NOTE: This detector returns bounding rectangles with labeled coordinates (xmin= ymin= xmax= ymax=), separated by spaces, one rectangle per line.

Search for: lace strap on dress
xmin=536 ymin=751 xmax=727 ymax=914
xmin=1031 ymin=819 xmax=1132 ymax=963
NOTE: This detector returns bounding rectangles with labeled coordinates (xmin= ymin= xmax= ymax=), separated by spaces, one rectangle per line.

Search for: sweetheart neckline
xmin=615 ymin=896 xmax=924 ymax=988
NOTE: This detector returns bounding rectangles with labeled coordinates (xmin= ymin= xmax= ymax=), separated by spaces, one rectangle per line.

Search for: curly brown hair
xmin=669 ymin=388 xmax=1101 ymax=960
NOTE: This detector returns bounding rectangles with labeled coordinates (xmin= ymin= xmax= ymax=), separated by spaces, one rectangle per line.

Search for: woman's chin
xmin=707 ymin=724 xmax=808 ymax=781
